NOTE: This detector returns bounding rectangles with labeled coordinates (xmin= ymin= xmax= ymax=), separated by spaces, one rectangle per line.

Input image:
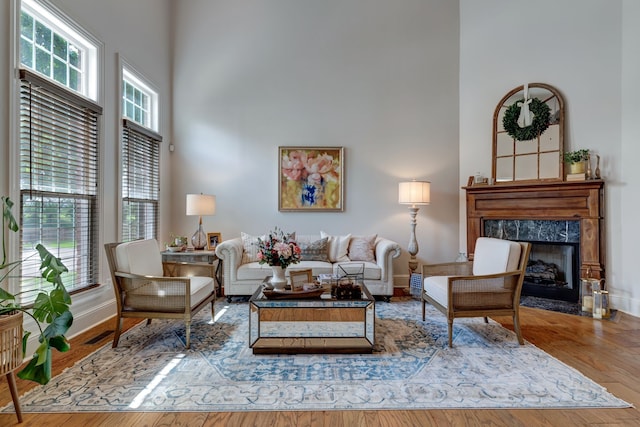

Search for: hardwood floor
xmin=1 ymin=305 xmax=640 ymax=426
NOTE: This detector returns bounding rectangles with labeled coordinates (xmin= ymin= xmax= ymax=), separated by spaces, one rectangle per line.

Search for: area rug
xmin=2 ymin=299 xmax=629 ymax=413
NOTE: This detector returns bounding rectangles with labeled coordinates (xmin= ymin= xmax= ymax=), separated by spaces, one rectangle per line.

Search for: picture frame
xmin=278 ymin=146 xmax=344 ymax=212
xmin=207 ymin=232 xmax=221 ymax=250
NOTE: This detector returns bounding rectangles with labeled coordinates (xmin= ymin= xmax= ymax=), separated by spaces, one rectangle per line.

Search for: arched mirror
xmin=492 ymin=83 xmax=564 ymax=183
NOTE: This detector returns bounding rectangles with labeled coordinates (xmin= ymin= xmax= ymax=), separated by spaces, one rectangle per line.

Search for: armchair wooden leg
xmin=513 ymin=313 xmax=524 ymax=345
xmin=422 ymin=299 xmax=426 ymax=321
xmin=6 ymin=371 xmax=23 ymax=423
xmin=112 ymin=317 xmax=123 ymax=348
xmin=210 ymin=301 xmax=215 ymax=321
xmin=185 ymin=322 xmax=191 ymax=349
xmin=483 ymin=316 xmax=489 ymax=323
xmin=447 ymin=320 xmax=453 ymax=348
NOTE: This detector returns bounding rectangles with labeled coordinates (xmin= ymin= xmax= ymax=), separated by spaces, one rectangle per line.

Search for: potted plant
xmin=0 ymin=196 xmax=73 ymax=385
xmin=563 ymin=149 xmax=590 ymax=174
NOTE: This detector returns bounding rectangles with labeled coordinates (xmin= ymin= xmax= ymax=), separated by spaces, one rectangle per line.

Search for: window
xmin=20 ymin=0 xmax=98 ymax=100
xmin=18 ymin=1 xmax=101 ymax=304
xmin=122 ymin=120 xmax=161 ymax=242
xmin=121 ymin=67 xmax=161 ymax=242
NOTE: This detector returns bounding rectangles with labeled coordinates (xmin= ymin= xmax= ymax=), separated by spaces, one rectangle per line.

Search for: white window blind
xmin=122 ymin=119 xmax=161 ymax=242
xmin=19 ymin=68 xmax=102 ymax=304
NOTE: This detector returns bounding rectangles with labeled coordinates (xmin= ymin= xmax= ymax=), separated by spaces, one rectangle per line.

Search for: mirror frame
xmin=492 ymin=83 xmax=565 ymax=184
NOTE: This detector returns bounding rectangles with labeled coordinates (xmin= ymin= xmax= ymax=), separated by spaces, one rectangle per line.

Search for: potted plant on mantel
xmin=563 ymin=149 xmax=590 ymax=174
xmin=0 ymin=196 xmax=73 ymax=386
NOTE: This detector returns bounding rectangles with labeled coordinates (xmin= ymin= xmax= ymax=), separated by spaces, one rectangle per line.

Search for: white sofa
xmin=215 ymin=232 xmax=401 ymax=301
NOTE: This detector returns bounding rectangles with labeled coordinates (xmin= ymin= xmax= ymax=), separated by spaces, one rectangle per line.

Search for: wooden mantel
xmin=464 ymin=180 xmax=605 ymax=279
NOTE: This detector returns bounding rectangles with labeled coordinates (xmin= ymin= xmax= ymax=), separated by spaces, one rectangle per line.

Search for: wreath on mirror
xmin=502 ymin=98 xmax=551 ymax=141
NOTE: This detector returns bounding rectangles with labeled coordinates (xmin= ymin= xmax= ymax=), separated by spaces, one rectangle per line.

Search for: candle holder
xmin=580 ymin=278 xmax=593 ymax=313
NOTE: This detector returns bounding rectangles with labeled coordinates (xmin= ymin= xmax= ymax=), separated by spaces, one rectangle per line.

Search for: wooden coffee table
xmin=248 ymin=283 xmax=375 ymax=354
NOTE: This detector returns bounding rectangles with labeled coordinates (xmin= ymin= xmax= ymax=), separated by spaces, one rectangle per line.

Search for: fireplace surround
xmin=464 ymin=180 xmax=605 ymax=298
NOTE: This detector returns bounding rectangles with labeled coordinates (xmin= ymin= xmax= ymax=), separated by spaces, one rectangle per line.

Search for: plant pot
xmin=568 ymin=161 xmax=586 ymax=174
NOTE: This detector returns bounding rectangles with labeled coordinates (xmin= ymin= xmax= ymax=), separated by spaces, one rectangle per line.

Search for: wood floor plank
xmin=1 ymin=306 xmax=640 ymax=426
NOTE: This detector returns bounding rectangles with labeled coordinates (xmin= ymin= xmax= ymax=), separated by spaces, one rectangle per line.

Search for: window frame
xmin=119 ymin=59 xmax=162 ymax=242
xmin=13 ymin=0 xmax=103 ymax=302
xmin=20 ymin=0 xmax=99 ymax=101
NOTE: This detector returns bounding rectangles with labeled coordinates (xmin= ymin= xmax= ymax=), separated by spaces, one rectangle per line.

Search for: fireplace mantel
xmin=464 ymin=180 xmax=605 ymax=279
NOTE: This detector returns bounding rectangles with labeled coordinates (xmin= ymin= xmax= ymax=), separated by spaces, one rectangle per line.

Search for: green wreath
xmin=502 ymin=98 xmax=551 ymax=141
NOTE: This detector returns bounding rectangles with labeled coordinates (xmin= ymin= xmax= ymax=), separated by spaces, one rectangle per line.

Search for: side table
xmin=161 ymin=250 xmax=223 ymax=297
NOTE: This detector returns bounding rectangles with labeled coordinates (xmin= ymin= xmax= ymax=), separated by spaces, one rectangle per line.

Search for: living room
xmin=1 ymin=0 xmax=640 ymax=423
xmin=1 ymin=0 xmax=639 ymax=357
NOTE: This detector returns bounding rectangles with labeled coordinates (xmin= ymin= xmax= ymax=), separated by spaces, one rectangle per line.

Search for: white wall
xmin=171 ymin=0 xmax=462 ymax=284
xmin=620 ymin=0 xmax=640 ymax=315
xmin=0 ymin=0 xmax=173 ymax=345
xmin=459 ymin=0 xmax=640 ymax=315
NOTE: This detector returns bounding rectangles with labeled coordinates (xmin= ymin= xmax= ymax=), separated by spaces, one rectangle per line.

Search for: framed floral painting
xmin=278 ymin=146 xmax=344 ymax=212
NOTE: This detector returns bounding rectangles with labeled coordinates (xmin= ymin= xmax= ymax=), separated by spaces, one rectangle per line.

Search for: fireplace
xmin=484 ymin=219 xmax=581 ymax=301
xmin=464 ymin=180 xmax=605 ymax=300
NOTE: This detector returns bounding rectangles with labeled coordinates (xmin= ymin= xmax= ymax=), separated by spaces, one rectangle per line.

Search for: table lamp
xmin=186 ymin=193 xmax=216 ymax=250
xmin=398 ymin=180 xmax=431 ymax=275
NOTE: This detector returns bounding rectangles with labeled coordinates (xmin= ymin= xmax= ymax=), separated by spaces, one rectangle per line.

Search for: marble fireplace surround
xmin=464 ymin=180 xmax=605 ymax=281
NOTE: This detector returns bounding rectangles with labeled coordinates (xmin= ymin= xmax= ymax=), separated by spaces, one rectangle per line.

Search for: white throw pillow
xmin=320 ymin=231 xmax=351 ymax=262
xmin=241 ymin=232 xmax=265 ymax=264
xmin=348 ymin=234 xmax=377 ymax=262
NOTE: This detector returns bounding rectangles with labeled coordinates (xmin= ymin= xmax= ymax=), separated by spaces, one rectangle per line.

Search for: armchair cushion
xmin=472 ymin=237 xmax=521 ymax=276
xmin=115 ymin=239 xmax=163 ymax=276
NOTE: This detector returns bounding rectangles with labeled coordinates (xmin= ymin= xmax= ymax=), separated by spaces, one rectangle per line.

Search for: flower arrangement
xmin=256 ymin=228 xmax=301 ymax=269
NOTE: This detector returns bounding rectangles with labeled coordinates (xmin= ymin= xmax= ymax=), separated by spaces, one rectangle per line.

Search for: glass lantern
xmin=580 ymin=279 xmax=593 ymax=312
xmin=593 ymin=289 xmax=604 ymax=319
xmin=593 ymin=290 xmax=610 ymax=320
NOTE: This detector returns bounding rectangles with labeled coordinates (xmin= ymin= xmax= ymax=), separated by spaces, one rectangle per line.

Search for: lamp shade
xmin=186 ymin=194 xmax=216 ymax=216
xmin=398 ymin=181 xmax=431 ymax=205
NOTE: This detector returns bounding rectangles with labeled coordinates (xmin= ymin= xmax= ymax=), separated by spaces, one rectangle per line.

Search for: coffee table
xmin=248 ymin=283 xmax=375 ymax=354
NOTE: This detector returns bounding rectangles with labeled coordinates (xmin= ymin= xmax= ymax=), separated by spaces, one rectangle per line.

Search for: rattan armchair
xmin=104 ymin=239 xmax=216 ymax=349
xmin=422 ymin=238 xmax=531 ymax=347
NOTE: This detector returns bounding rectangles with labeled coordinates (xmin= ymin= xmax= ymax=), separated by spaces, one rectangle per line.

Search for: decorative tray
xmin=262 ymin=288 xmax=325 ymax=300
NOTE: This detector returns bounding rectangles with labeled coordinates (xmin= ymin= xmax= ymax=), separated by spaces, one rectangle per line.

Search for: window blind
xmin=122 ymin=118 xmax=161 ymax=242
xmin=18 ymin=68 xmax=102 ymax=305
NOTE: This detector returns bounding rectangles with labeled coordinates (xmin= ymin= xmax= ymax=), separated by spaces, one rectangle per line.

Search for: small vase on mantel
xmin=271 ymin=265 xmax=287 ymax=291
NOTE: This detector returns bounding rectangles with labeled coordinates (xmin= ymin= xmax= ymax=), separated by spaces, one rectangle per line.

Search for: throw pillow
xmin=320 ymin=231 xmax=351 ymax=262
xmin=299 ymin=237 xmax=330 ymax=262
xmin=348 ymin=234 xmax=377 ymax=262
xmin=241 ymin=232 xmax=265 ymax=264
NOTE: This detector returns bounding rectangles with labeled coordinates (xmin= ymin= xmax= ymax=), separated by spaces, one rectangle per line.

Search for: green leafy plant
xmin=563 ymin=149 xmax=590 ymax=164
xmin=0 ymin=196 xmax=73 ymax=385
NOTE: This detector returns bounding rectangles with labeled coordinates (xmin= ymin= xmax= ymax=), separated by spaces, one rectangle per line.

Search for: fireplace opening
xmin=522 ymin=241 xmax=580 ymax=302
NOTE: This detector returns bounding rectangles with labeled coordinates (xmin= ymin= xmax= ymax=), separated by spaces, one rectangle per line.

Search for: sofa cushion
xmin=320 ymin=231 xmax=351 ymax=262
xmin=299 ymin=237 xmax=329 ymax=261
xmin=115 ymin=239 xmax=163 ymax=276
xmin=237 ymin=261 xmax=334 ymax=280
xmin=472 ymin=237 xmax=522 ymax=276
xmin=241 ymin=232 xmax=265 ymax=264
xmin=348 ymin=234 xmax=377 ymax=262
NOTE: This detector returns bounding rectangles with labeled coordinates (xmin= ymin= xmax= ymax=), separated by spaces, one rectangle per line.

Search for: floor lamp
xmin=186 ymin=193 xmax=216 ymax=250
xmin=398 ymin=180 xmax=431 ymax=275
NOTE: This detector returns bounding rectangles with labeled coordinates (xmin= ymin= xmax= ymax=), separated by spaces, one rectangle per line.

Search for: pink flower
xmin=281 ymin=150 xmax=308 ymax=181
xmin=274 ymin=242 xmax=292 ymax=258
xmin=306 ymin=154 xmax=334 ymax=184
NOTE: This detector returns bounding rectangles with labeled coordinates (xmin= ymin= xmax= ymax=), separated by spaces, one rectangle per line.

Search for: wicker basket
xmin=0 ymin=311 xmax=24 ymax=375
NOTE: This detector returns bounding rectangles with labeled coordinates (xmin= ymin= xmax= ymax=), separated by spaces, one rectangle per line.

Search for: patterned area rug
xmin=3 ymin=299 xmax=629 ymax=413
